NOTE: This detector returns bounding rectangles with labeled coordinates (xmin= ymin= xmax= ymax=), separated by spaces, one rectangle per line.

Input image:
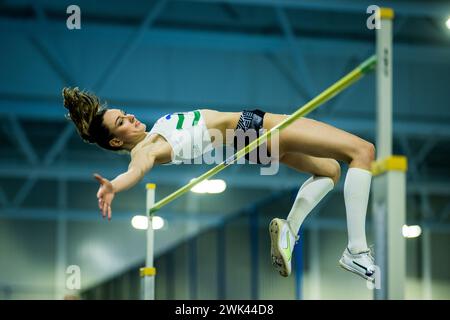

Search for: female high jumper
xmin=63 ymin=87 xmax=376 ymax=282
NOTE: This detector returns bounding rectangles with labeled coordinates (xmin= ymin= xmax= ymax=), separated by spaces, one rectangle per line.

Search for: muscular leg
xmin=263 ymin=114 xmax=375 ymax=170
xmin=266 ymin=113 xmax=374 ymax=255
xmin=280 ymin=152 xmax=339 ymax=236
xmin=280 ymin=152 xmax=341 ymax=185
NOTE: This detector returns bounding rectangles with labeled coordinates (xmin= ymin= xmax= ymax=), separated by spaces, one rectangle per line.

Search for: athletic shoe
xmin=269 ymin=218 xmax=298 ymax=277
xmin=339 ymin=247 xmax=376 ymax=282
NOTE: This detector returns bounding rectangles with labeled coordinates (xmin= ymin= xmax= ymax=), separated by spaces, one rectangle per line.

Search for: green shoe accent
xmin=282 ymin=230 xmax=292 ymax=262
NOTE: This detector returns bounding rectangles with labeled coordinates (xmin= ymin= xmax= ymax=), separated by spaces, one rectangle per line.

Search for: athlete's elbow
xmin=136 ymin=168 xmax=147 ymax=181
xmin=128 ymin=166 xmax=145 ymax=182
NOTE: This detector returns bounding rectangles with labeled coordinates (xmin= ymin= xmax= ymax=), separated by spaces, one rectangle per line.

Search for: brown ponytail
xmin=62 ymin=87 xmax=121 ymax=151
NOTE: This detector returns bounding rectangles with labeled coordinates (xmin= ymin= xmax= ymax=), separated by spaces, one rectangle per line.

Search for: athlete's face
xmin=103 ymin=109 xmax=146 ymax=148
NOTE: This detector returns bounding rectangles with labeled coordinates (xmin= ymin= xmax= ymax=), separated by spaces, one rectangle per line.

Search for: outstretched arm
xmin=111 ymin=164 xmax=151 ymax=193
xmin=94 ymin=155 xmax=156 ymax=220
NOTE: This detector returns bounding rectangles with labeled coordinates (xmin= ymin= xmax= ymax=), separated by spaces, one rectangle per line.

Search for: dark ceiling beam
xmin=178 ymin=0 xmax=450 ymax=19
xmin=1 ymin=17 xmax=449 ymax=62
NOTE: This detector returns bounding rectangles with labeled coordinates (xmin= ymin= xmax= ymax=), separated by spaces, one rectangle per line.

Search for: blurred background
xmin=0 ymin=0 xmax=449 ymax=300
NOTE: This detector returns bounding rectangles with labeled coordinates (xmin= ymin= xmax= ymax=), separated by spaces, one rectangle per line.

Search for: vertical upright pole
xmin=372 ymin=192 xmax=387 ymax=299
xmin=141 ymin=183 xmax=156 ymax=300
xmin=374 ymin=7 xmax=393 ymax=300
xmin=373 ymin=7 xmax=407 ymax=300
xmin=376 ymin=8 xmax=393 ymax=159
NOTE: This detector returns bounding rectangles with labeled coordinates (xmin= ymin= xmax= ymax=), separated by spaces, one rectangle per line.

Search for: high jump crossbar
xmin=149 ymin=54 xmax=377 ymax=216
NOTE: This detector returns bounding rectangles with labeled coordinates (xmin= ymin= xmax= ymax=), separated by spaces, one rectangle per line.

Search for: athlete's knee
xmin=329 ymin=159 xmax=341 ymax=185
xmin=362 ymin=141 xmax=376 ymax=162
xmin=353 ymin=141 xmax=376 ymax=165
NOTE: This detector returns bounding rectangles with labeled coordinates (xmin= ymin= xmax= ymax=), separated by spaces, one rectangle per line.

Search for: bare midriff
xmin=199 ymin=109 xmax=241 ymax=146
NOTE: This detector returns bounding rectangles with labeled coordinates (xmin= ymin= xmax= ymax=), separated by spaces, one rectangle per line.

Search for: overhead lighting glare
xmin=190 ymin=179 xmax=226 ymax=194
xmin=402 ymin=225 xmax=422 ymax=238
xmin=131 ymin=215 xmax=164 ymax=230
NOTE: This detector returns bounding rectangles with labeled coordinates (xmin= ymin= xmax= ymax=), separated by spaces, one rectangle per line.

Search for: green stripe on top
xmin=176 ymin=113 xmax=185 ymax=129
xmin=192 ymin=110 xmax=201 ymax=126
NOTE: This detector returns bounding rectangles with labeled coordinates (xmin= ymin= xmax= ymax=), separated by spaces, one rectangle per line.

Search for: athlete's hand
xmin=94 ymin=173 xmax=115 ymax=221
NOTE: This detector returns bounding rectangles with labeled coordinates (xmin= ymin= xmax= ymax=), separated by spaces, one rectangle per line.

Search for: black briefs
xmin=233 ymin=109 xmax=271 ymax=165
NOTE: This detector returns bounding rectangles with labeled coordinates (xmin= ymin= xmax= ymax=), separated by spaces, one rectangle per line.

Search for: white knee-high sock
xmin=287 ymin=176 xmax=335 ymax=236
xmin=344 ymin=167 xmax=372 ymax=253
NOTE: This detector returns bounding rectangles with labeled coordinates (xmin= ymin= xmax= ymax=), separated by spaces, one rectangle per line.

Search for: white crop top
xmin=130 ymin=110 xmax=214 ymax=167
